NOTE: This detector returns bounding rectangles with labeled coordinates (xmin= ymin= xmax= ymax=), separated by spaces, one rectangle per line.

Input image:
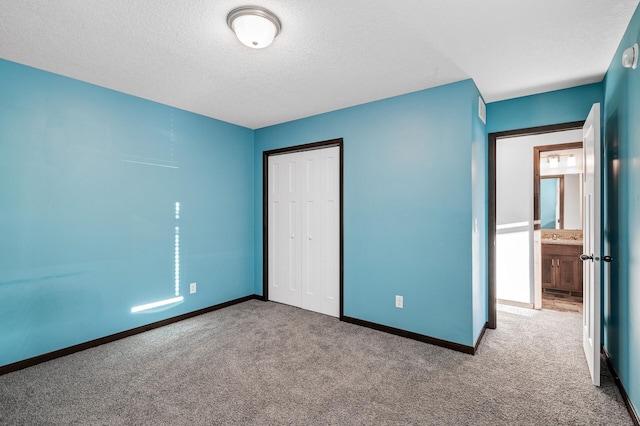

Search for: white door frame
xmin=262 ymin=138 xmax=344 ymax=318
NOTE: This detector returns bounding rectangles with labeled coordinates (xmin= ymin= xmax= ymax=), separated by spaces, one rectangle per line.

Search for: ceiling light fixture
xmin=567 ymin=155 xmax=577 ymax=167
xmin=227 ymin=6 xmax=281 ymax=49
xmin=548 ymin=156 xmax=559 ymax=168
xmin=622 ymin=43 xmax=638 ymax=69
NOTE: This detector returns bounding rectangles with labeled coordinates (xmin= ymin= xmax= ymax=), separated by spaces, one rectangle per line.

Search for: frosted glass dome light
xmin=622 ymin=43 xmax=638 ymax=69
xmin=227 ymin=6 xmax=281 ymax=49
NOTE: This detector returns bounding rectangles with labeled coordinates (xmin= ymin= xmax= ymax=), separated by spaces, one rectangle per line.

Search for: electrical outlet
xmin=190 ymin=282 xmax=197 ymax=294
xmin=395 ymin=295 xmax=403 ymax=309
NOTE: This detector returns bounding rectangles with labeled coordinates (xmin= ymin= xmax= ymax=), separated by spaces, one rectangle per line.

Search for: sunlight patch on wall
xmin=131 ymin=296 xmax=184 ymax=313
xmin=131 ymin=201 xmax=183 ymax=314
xmin=175 ymin=202 xmax=180 ymax=296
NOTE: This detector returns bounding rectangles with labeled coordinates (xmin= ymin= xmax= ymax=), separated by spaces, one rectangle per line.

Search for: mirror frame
xmin=533 ymin=141 xmax=582 ymax=231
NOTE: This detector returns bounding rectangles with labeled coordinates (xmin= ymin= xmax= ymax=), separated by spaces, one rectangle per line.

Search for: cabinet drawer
xmin=541 ymin=243 xmax=581 ymax=257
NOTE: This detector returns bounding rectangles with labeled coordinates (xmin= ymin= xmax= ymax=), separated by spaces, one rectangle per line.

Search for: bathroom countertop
xmin=541 ymin=239 xmax=583 ymax=246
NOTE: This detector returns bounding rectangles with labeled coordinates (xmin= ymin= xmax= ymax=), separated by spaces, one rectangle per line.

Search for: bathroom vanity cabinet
xmin=541 ymin=243 xmax=583 ymax=293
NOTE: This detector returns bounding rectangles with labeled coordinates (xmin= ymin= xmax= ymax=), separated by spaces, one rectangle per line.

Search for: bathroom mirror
xmin=540 ymin=176 xmax=563 ymax=229
xmin=533 ymin=143 xmax=583 ymax=230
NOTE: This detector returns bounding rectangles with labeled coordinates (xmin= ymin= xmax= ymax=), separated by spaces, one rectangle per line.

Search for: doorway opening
xmin=490 ymin=104 xmax=602 ymax=387
xmin=535 ymin=142 xmax=584 ymax=314
xmin=488 ymin=121 xmax=584 ymax=328
xmin=494 ymin=131 xmax=583 ymax=312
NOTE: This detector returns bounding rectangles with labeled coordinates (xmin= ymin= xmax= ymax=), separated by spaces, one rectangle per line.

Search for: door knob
xmin=602 ymin=255 xmax=613 ymax=262
xmin=580 ymin=254 xmax=593 ymax=261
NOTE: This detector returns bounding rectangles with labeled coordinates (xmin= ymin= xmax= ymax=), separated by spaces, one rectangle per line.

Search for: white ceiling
xmin=0 ymin=0 xmax=638 ymax=129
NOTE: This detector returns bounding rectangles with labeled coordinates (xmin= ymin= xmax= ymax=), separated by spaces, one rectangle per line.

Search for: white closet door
xmin=268 ymin=154 xmax=301 ymax=308
xmin=268 ymin=146 xmax=339 ymax=317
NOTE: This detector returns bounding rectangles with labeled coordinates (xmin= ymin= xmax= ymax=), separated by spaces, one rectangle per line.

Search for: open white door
xmin=581 ymin=103 xmax=601 ymax=386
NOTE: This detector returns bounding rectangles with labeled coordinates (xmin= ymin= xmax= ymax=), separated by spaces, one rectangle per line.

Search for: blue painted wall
xmin=0 ymin=59 xmax=255 ymax=367
xmin=255 ymin=80 xmax=487 ymax=347
xmin=487 ymin=83 xmax=603 ymax=134
xmin=602 ymin=2 xmax=640 ymax=416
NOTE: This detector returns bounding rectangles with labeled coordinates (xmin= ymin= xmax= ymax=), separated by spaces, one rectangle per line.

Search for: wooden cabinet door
xmin=541 ymin=252 xmax=555 ymax=288
xmin=556 ymin=254 xmax=581 ymax=292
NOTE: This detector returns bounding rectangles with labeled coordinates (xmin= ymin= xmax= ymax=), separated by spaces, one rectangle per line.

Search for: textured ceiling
xmin=0 ymin=0 xmax=638 ymax=129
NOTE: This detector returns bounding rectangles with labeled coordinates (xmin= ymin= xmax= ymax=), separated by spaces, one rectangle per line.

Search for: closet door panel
xmin=301 ymin=155 xmax=320 ymax=313
xmin=322 ymin=148 xmax=340 ymax=317
xmin=269 ymin=155 xmax=300 ymax=308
